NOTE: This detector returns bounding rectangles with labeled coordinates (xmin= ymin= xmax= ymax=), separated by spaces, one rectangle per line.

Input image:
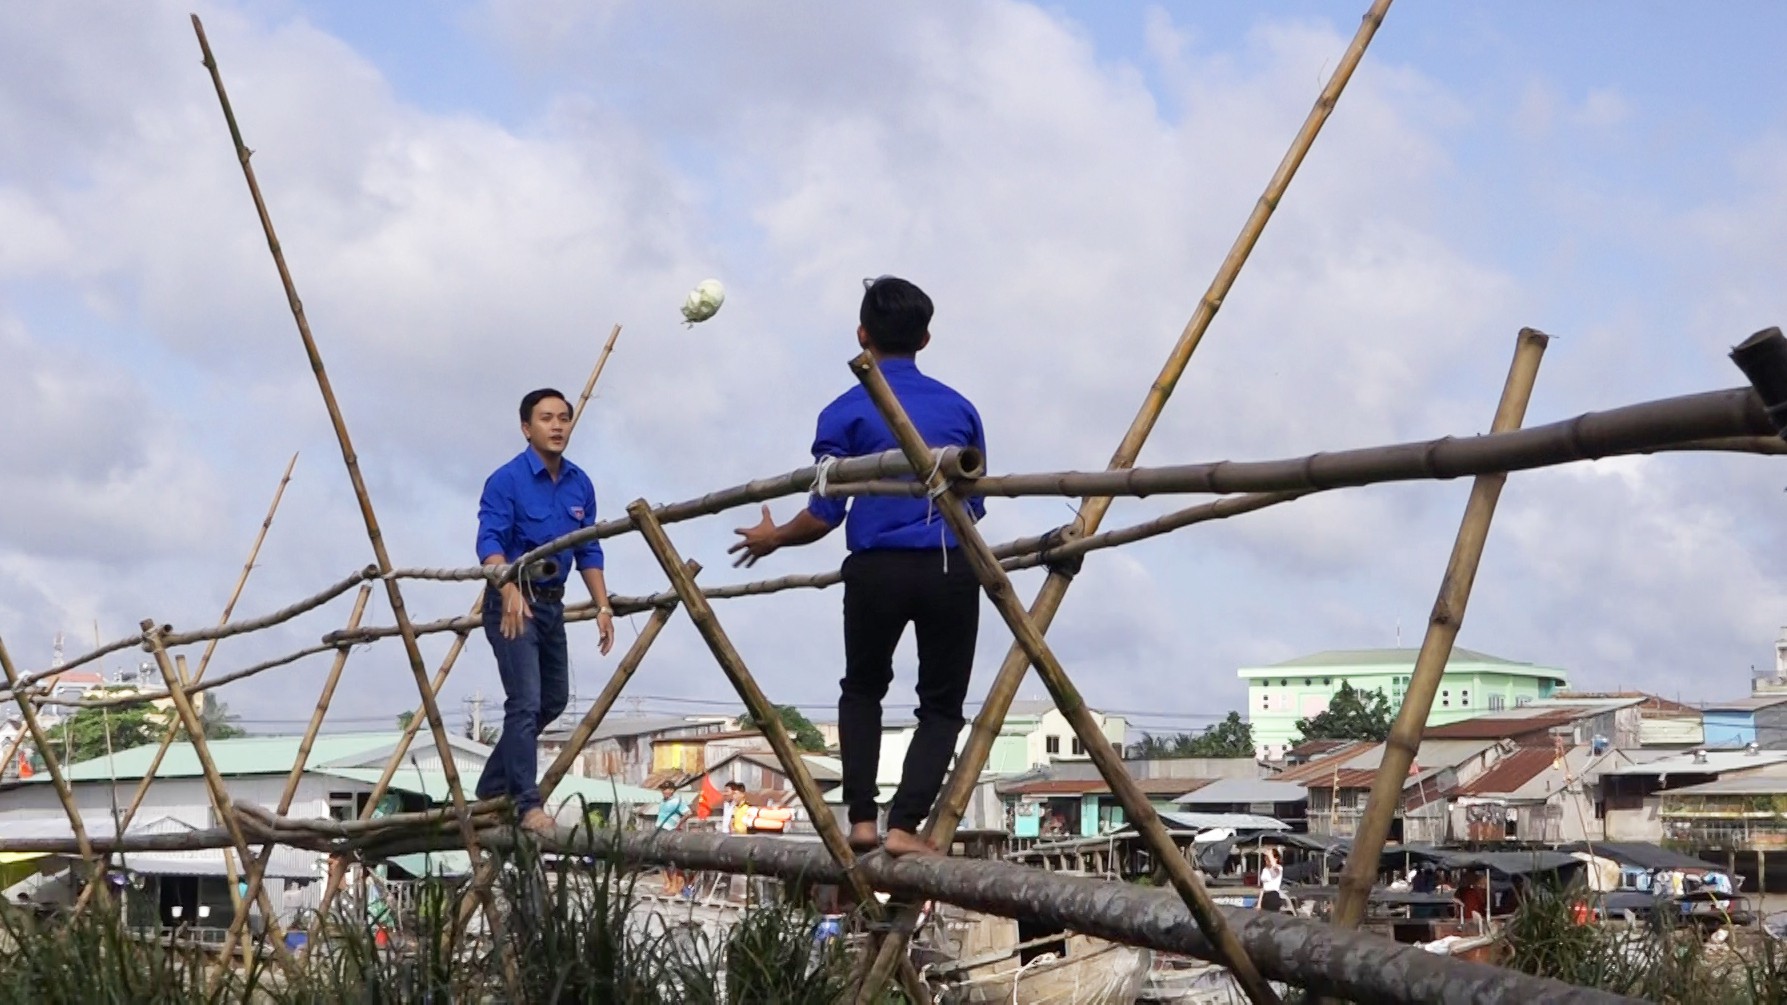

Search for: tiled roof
xmin=1251 ymin=648 xmax=1528 ymax=669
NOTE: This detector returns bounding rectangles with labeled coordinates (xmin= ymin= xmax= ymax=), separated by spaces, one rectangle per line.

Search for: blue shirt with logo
xmin=805 ymin=357 xmax=987 ymax=551
xmin=476 ymin=448 xmax=604 ymax=584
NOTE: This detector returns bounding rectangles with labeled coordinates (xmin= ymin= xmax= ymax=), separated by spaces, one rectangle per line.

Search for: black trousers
xmin=839 ymin=548 xmax=980 ymax=834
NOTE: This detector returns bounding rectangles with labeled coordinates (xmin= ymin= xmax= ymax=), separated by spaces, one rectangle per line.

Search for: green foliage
xmin=42 ymin=700 xmax=162 ymax=766
xmin=738 ymin=705 xmax=827 ymax=753
xmin=0 ymin=815 xmax=863 ymax=1004
xmin=395 ymin=711 xmax=415 ymax=731
xmin=1294 ymin=682 xmax=1393 ymax=743
xmin=1128 ymin=712 xmax=1256 ymax=759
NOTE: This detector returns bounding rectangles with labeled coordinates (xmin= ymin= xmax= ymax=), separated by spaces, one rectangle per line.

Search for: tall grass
xmin=0 ymin=831 xmax=867 ymax=1004
xmin=1504 ymin=883 xmax=1787 ymax=1003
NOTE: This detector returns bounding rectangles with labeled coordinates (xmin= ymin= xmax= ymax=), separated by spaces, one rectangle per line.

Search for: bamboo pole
xmin=212 ymin=583 xmax=373 ymax=973
xmin=304 ymin=320 xmax=628 ymax=966
xmin=537 ymin=585 xmax=683 ymax=797
xmin=76 ymin=455 xmax=300 ymax=914
xmin=304 ymin=596 xmax=481 ymax=937
xmin=190 ymin=17 xmax=494 ymax=932
xmin=447 ymin=582 xmax=688 ymax=940
xmin=1332 ymin=329 xmax=1550 ymax=928
xmin=624 ymin=500 xmax=934 ymax=1005
xmin=846 ymin=353 xmax=1277 ymax=1005
xmin=0 ymin=726 xmax=30 ymax=786
xmin=573 ymin=324 xmax=623 ymax=428
xmin=0 ymin=823 xmax=1628 ymax=1002
xmin=138 ymin=622 xmax=290 ymax=966
xmin=858 ymin=1 xmax=1396 ymax=992
xmin=827 ymin=386 xmax=1774 ymax=501
xmin=0 ymin=636 xmax=108 ymax=911
xmin=18 ymin=412 xmax=1782 ymax=699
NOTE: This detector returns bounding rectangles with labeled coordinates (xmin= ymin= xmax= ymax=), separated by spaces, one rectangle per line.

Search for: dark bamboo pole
xmin=0 ymin=636 xmax=108 ymax=911
xmin=138 ymin=621 xmax=290 ymax=966
xmin=214 ymin=584 xmax=373 ymax=971
xmin=856 ymin=2 xmax=1394 ymax=992
xmin=75 ymin=454 xmax=299 ymax=915
xmin=190 ymin=15 xmax=491 ymax=907
xmin=1332 ymin=329 xmax=1550 ymax=928
xmin=846 ymin=353 xmax=1277 ymax=1005
xmin=624 ymin=501 xmax=934 ymax=1005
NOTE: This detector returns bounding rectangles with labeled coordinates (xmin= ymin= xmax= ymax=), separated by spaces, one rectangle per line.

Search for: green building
xmin=1239 ymin=648 xmax=1569 ymax=760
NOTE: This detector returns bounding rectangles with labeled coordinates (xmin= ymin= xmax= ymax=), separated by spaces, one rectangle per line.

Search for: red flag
xmin=694 ymin=775 xmax=723 ymax=819
xmin=17 ymin=755 xmax=33 ymax=780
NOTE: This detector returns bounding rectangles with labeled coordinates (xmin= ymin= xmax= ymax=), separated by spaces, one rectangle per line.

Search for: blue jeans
xmin=475 ymin=590 xmax=569 ymax=815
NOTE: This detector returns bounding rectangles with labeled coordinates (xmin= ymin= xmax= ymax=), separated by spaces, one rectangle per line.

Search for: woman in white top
xmin=1258 ymin=849 xmax=1285 ymax=913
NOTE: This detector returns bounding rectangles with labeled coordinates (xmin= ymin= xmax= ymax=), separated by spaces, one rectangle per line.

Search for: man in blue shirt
xmin=475 ymin=388 xmax=615 ymax=835
xmin=730 ymin=276 xmax=986 ymax=858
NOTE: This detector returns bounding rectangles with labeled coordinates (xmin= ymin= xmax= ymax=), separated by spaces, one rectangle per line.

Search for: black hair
xmin=859 ymin=276 xmax=933 ymax=355
xmin=725 ymin=781 xmax=747 ymax=791
xmin=519 ymin=388 xmax=571 ymax=424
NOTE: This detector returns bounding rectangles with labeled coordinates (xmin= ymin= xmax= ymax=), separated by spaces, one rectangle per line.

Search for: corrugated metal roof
xmin=1260 ymin=647 xmax=1524 ymax=668
xmin=1272 ymin=745 xmax=1380 ymax=785
xmin=1660 ymin=772 xmax=1787 ymax=796
xmin=1423 ymin=709 xmax=1589 ymax=740
xmin=1174 ymin=779 xmax=1307 ymax=805
xmin=314 ymin=767 xmax=659 ymax=806
xmin=59 ymin=732 xmax=419 ymax=782
xmin=1453 ymin=748 xmax=1564 ymax=796
xmin=1702 ymin=695 xmax=1787 ymax=712
xmin=1602 ymin=749 xmax=1787 ymax=776
xmin=1146 ymin=810 xmax=1288 ymax=833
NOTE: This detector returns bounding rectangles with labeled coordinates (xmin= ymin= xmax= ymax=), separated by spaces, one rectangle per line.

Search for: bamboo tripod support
xmin=625 ymin=501 xmax=936 ymax=1005
xmin=138 ymin=622 xmax=291 ymax=969
xmin=213 ymin=584 xmax=373 ymax=974
xmin=0 ymin=636 xmax=107 ymax=912
xmin=1331 ymin=329 xmax=1550 ymax=928
xmin=74 ymin=452 xmax=298 ymax=916
xmin=190 ymin=17 xmax=502 ymax=948
xmin=845 ymin=353 xmax=1279 ymax=1005
xmin=855 ymin=0 xmax=1395 ymax=994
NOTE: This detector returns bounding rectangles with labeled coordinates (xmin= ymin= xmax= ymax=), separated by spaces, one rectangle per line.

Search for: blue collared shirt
xmin=476 ymin=448 xmax=604 ymax=585
xmin=806 ymin=357 xmax=987 ymax=551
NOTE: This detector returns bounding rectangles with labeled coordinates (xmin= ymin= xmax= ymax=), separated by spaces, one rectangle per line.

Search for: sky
xmin=3 ymin=1 xmax=1786 ymax=742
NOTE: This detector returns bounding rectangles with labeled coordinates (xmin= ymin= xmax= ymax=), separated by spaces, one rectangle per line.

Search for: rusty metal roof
xmin=1422 ymin=708 xmax=1587 ymax=740
xmin=1453 ymin=747 xmax=1564 ymax=796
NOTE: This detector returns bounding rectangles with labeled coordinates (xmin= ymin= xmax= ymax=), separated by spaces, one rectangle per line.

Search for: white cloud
xmin=0 ymin=0 xmax=1782 ymax=736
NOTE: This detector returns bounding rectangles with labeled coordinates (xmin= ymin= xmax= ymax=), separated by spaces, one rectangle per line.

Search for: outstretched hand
xmin=728 ymin=505 xmax=779 ymax=568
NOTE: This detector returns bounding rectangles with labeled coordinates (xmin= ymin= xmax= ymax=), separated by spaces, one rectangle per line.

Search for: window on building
xmin=1045 ymin=735 xmax=1061 ymax=755
xmin=1261 ymin=694 xmax=1270 ymax=709
xmin=1071 ymin=737 xmax=1085 ymax=756
xmin=1488 ymin=694 xmax=1505 ymax=711
xmin=1323 ymin=677 xmax=1331 ymax=686
xmin=1460 ymin=690 xmax=1470 ymax=707
xmin=1280 ymin=679 xmax=1288 ymax=687
xmin=1516 ymin=695 xmax=1533 ymax=707
xmin=327 ymin=791 xmax=358 ymax=822
xmin=1304 ymin=678 xmax=1312 ymax=686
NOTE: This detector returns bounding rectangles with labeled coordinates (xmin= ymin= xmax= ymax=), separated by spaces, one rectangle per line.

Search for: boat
xmin=921 ymin=909 xmax=1151 ymax=1004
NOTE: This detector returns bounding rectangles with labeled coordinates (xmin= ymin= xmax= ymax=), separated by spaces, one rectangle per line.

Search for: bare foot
xmin=520 ymin=808 xmax=557 ymax=837
xmin=883 ymin=829 xmax=941 ymax=858
xmin=848 ymin=821 xmax=880 ymax=852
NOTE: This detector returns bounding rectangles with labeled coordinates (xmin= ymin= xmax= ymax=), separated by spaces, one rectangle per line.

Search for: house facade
xmin=1239 ymin=648 xmax=1569 ymax=760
